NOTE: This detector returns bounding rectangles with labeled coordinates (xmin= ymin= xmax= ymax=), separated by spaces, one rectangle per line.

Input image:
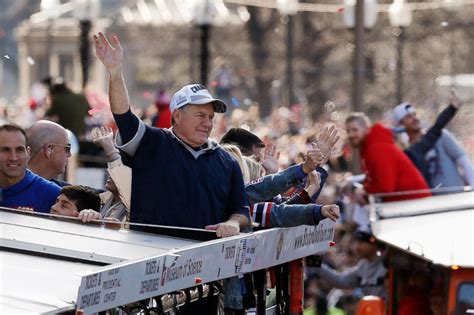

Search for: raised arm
xmin=409 ymin=91 xmax=461 ymax=155
xmin=92 ymin=126 xmax=132 ymax=208
xmin=245 ymin=164 xmax=303 ymax=204
xmin=93 ymin=32 xmax=129 ymax=115
xmin=94 ymin=32 xmax=144 ymax=157
xmin=313 ymin=263 xmax=360 ymax=289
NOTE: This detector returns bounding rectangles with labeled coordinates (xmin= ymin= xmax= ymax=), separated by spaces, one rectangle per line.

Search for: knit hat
xmin=393 ymin=102 xmax=415 ymax=125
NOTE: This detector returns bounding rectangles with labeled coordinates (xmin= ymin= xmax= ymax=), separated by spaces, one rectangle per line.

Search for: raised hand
xmin=314 ymin=126 xmax=340 ymax=165
xmin=449 ymin=89 xmax=463 ymax=109
xmin=91 ymin=126 xmax=120 ymax=160
xmin=93 ymin=32 xmax=124 ymax=71
xmin=261 ymin=142 xmax=280 ymax=175
xmin=92 ymin=126 xmax=114 ymax=149
xmin=302 ymin=146 xmax=325 ymax=174
xmin=321 ymin=204 xmax=340 ymax=222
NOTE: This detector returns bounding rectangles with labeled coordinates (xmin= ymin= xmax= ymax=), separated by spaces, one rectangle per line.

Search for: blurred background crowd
xmin=1 ymin=1 xmax=473 ymax=314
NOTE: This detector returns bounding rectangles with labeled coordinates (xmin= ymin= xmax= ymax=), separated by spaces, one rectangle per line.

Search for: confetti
xmin=27 ymin=56 xmax=35 ymax=65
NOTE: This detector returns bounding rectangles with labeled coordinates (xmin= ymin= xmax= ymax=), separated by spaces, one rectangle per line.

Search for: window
xmin=456 ymin=282 xmax=474 ymax=315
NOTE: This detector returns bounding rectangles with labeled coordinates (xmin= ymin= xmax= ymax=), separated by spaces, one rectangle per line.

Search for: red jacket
xmin=360 ymin=123 xmax=431 ymax=201
xmin=154 ymin=104 xmax=171 ymax=129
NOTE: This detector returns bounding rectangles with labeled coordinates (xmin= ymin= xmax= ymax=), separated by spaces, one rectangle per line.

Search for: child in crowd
xmin=50 ymin=185 xmax=101 ymax=222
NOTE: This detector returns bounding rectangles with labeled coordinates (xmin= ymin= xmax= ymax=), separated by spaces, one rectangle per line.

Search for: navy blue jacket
xmin=247 ymin=166 xmax=328 ymax=228
xmin=404 ymin=104 xmax=458 ymax=183
xmin=114 ymin=111 xmax=249 ymax=229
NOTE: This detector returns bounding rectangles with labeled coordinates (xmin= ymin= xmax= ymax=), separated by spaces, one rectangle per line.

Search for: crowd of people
xmin=0 ymin=31 xmax=473 ymax=314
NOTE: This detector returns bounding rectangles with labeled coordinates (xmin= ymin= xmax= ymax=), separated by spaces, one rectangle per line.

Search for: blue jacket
xmin=226 ymin=166 xmax=328 ymax=310
xmin=250 ymin=202 xmax=324 ymax=228
xmin=246 ymin=165 xmax=328 ymax=204
xmin=245 ymin=166 xmax=328 ymax=228
xmin=1 ymin=170 xmax=60 ymax=213
xmin=114 ymin=111 xmax=249 ymax=229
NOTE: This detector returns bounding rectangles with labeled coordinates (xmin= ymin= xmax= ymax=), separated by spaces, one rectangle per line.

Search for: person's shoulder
xmin=438 ymin=129 xmax=462 ymax=146
xmin=215 ymin=146 xmax=237 ymax=162
xmin=215 ymin=145 xmax=230 ymax=155
xmin=140 ymin=125 xmax=173 ymax=146
xmin=158 ymin=127 xmax=173 ymax=136
xmin=440 ymin=129 xmax=456 ymax=139
xmin=364 ymin=141 xmax=398 ymax=157
xmin=30 ymin=172 xmax=61 ymax=193
xmin=51 ymin=178 xmax=71 ymax=187
xmin=145 ymin=125 xmax=172 ymax=136
xmin=208 ymin=147 xmax=239 ymax=172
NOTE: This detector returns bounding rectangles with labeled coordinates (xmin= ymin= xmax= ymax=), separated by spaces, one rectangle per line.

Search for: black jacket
xmin=404 ymin=104 xmax=457 ymax=183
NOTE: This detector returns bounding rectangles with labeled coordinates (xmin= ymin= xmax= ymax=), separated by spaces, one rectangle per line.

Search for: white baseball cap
xmin=392 ymin=102 xmax=415 ymax=125
xmin=170 ymin=84 xmax=227 ymax=113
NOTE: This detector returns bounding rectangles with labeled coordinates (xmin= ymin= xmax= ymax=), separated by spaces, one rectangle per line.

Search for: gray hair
xmin=171 ymin=105 xmax=188 ymax=126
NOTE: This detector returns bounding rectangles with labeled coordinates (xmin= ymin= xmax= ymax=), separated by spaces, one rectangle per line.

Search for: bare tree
xmin=298 ymin=12 xmax=341 ymax=119
xmin=246 ymin=7 xmax=280 ymax=118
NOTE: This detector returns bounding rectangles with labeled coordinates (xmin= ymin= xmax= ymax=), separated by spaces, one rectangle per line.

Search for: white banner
xmin=76 ymin=220 xmax=335 ymax=313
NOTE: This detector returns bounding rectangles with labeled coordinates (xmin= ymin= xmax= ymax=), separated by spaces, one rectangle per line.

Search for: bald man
xmin=26 ymin=120 xmax=72 ymax=186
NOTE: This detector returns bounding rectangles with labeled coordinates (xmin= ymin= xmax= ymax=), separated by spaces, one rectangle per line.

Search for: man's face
xmin=46 ymin=131 xmax=71 ymax=176
xmin=50 ymin=194 xmax=79 ymax=217
xmin=173 ymin=104 xmax=215 ymax=147
xmin=0 ymin=131 xmax=29 ymax=184
xmin=345 ymin=120 xmax=368 ymax=148
xmin=400 ymin=112 xmax=421 ymax=132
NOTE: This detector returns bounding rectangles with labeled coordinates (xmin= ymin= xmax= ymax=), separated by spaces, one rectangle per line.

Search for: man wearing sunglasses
xmin=26 ymin=120 xmax=72 ymax=187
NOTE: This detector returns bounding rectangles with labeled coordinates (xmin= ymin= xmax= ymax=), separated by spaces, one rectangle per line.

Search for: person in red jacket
xmin=152 ymin=90 xmax=171 ymax=129
xmin=345 ymin=113 xmax=431 ymax=201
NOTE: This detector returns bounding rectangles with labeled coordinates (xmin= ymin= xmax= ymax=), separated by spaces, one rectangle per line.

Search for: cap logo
xmin=176 ymin=95 xmax=187 ymax=106
xmin=190 ymin=84 xmax=206 ymax=93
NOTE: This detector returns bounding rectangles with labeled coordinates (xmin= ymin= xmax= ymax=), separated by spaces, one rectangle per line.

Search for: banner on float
xmin=76 ymin=220 xmax=335 ymax=313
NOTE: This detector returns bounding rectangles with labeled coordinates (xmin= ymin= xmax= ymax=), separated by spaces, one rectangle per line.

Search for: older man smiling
xmin=94 ymin=32 xmax=249 ymax=238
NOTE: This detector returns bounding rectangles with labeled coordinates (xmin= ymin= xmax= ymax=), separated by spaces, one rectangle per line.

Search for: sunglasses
xmin=50 ymin=143 xmax=72 ymax=154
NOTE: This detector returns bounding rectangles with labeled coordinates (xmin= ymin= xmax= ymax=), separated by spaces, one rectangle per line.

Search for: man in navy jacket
xmin=94 ymin=32 xmax=249 ymax=238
